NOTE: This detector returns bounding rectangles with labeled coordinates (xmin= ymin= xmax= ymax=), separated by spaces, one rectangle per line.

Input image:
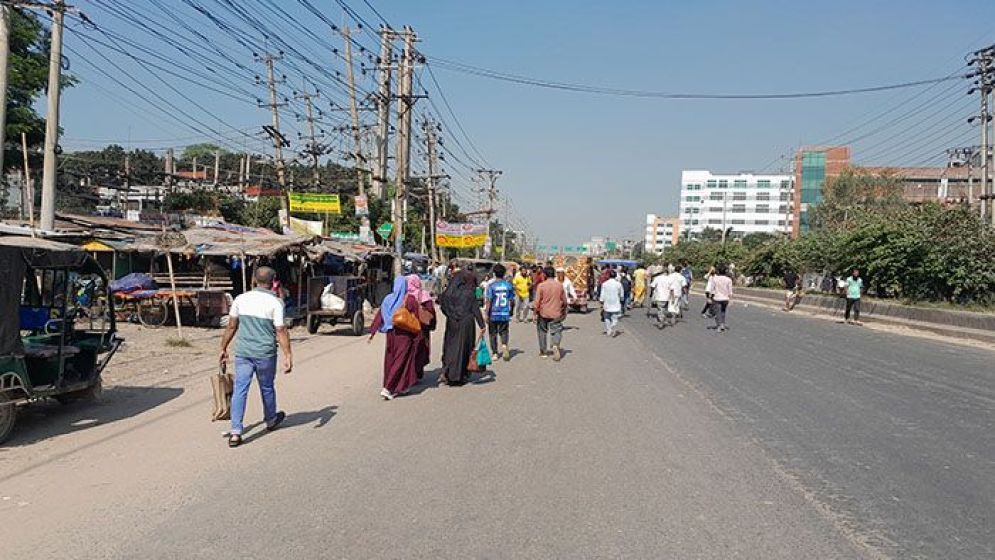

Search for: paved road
xmin=0 ymin=300 xmax=991 ymax=559
xmin=625 ymin=300 xmax=995 ymax=559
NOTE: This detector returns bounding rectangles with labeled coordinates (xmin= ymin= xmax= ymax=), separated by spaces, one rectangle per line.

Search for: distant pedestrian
xmin=633 ymin=266 xmax=647 ymax=307
xmin=513 ymin=266 xmax=533 ymax=322
xmin=783 ymin=270 xmax=801 ymax=311
xmin=534 ymin=266 xmax=568 ymax=360
xmin=844 ymin=268 xmax=864 ymax=325
xmin=620 ymin=267 xmax=633 ymax=310
xmin=649 ymin=269 xmax=674 ymax=328
xmin=558 ymin=267 xmax=577 ymax=306
xmin=220 ymin=266 xmax=292 ymax=448
xmin=700 ymin=266 xmax=716 ymax=318
xmin=707 ymin=264 xmax=734 ymax=332
xmin=440 ymin=270 xmax=486 ymax=386
xmin=600 ymin=270 xmax=624 ymax=337
xmin=485 ymin=264 xmax=514 ymax=362
xmin=680 ymin=263 xmax=693 ymax=310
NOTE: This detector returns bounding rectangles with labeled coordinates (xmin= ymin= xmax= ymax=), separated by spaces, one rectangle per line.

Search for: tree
xmin=697 ymin=227 xmax=724 ymax=242
xmin=4 ymin=9 xmax=76 ymax=173
xmin=810 ymin=167 xmax=905 ymax=231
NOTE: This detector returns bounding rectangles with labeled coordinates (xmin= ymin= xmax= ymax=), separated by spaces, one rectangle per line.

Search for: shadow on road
xmin=240 ymin=405 xmax=339 ymax=445
xmin=2 ymin=385 xmax=185 ymax=449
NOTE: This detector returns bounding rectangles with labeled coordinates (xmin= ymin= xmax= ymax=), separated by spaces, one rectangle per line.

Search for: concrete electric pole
xmin=38 ymin=1 xmax=68 ymax=231
xmin=294 ymin=87 xmax=322 ymax=188
xmin=342 ymin=25 xmax=366 ymax=197
xmin=256 ymin=52 xmax=290 ymax=231
xmin=372 ymin=26 xmax=394 ymax=201
xmin=969 ymin=45 xmax=995 ymax=224
xmin=476 ymin=168 xmax=502 ymax=257
xmin=392 ymin=27 xmax=417 ymax=271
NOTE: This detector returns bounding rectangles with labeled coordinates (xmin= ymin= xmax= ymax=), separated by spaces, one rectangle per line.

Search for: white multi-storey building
xmin=644 ymin=214 xmax=679 ymax=254
xmin=678 ymin=170 xmax=793 ymax=239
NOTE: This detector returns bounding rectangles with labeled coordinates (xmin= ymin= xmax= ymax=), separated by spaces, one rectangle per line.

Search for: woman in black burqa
xmin=439 ymin=269 xmax=485 ymax=386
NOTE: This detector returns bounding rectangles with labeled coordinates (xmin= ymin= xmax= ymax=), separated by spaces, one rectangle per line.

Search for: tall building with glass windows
xmin=678 ymin=170 xmax=794 ymax=239
xmin=644 ymin=214 xmax=679 ymax=254
xmin=793 ymin=146 xmax=851 ymax=237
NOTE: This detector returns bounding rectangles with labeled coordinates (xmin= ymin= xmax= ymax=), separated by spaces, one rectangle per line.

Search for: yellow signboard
xmin=436 ymin=233 xmax=488 ymax=248
xmin=288 ymin=192 xmax=341 ymax=214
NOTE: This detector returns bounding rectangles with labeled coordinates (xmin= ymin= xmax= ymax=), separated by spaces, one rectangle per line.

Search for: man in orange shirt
xmin=533 ymin=266 xmax=567 ymax=361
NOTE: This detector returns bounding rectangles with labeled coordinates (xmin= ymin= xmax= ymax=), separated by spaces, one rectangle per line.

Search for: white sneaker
xmin=380 ymin=388 xmax=395 ymax=400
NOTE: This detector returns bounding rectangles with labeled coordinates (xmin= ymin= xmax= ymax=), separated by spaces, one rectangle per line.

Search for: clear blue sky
xmin=58 ymin=0 xmax=995 ymax=244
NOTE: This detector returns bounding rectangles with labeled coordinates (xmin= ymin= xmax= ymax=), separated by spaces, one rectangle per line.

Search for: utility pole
xmin=373 ymin=26 xmax=394 ymax=200
xmin=969 ymin=45 xmax=995 ymax=224
xmin=0 ymin=6 xmax=10 ymax=192
xmin=476 ymin=168 xmax=502 ymax=257
xmin=213 ymin=150 xmax=221 ymax=185
xmin=294 ymin=87 xmax=322 ymax=188
xmin=165 ymin=148 xmax=174 ymax=194
xmin=422 ymin=117 xmax=447 ymax=262
xmin=124 ymin=152 xmax=131 ymax=218
xmin=256 ymin=52 xmax=290 ymax=231
xmin=343 ymin=25 xmax=366 ymax=196
xmin=392 ymin=27 xmax=417 ymax=271
xmin=38 ymin=1 xmax=68 ymax=231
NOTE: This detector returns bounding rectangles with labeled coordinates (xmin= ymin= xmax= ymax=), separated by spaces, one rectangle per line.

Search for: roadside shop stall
xmin=115 ymin=225 xmax=313 ymax=328
xmin=0 ymin=237 xmax=122 ymax=444
xmin=303 ymin=241 xmax=397 ymax=335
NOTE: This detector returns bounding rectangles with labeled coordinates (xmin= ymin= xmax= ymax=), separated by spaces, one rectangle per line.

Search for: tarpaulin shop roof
xmin=305 ymin=239 xmax=370 ymax=263
xmin=122 ymin=225 xmax=313 ymax=257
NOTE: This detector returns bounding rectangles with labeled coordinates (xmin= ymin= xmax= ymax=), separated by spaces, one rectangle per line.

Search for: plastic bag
xmin=476 ymin=338 xmax=492 ymax=368
xmin=319 ymin=282 xmax=346 ymax=312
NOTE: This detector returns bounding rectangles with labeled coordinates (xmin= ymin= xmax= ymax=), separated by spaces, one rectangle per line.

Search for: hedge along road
xmin=625 ymin=299 xmax=995 ymax=559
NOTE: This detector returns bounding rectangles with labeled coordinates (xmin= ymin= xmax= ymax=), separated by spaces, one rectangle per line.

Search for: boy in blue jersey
xmin=484 ymin=263 xmax=514 ymax=361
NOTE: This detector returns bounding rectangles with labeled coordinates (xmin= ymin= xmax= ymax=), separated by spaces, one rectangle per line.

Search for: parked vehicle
xmin=0 ymin=237 xmax=123 ymax=444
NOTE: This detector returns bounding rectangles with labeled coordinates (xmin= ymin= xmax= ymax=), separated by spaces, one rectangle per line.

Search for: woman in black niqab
xmin=439 ymin=269 xmax=485 ymax=385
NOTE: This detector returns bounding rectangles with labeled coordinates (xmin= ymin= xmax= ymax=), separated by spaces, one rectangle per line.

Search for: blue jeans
xmin=231 ymin=355 xmax=278 ymax=435
xmin=603 ymin=311 xmax=620 ymax=335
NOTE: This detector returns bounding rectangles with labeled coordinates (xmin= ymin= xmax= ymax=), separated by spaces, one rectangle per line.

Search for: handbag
xmin=467 ymin=333 xmax=489 ymax=372
xmin=416 ymin=303 xmax=434 ymax=326
xmin=392 ymin=306 xmax=421 ymax=334
xmin=210 ymin=363 xmax=234 ymax=422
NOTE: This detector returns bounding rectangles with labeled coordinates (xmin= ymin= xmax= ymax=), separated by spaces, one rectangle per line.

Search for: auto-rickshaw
xmin=0 ymin=237 xmax=123 ymax=444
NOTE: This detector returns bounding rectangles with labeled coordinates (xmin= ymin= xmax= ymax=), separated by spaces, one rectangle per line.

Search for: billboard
xmin=288 ymin=192 xmax=341 ymax=214
xmin=436 ymin=221 xmax=488 ymax=248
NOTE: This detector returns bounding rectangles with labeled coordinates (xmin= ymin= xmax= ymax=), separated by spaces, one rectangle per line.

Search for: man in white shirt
xmin=650 ymin=269 xmax=673 ymax=328
xmin=557 ymin=268 xmax=577 ymax=304
xmin=667 ymin=265 xmax=689 ymax=321
xmin=599 ymin=270 xmax=624 ymax=337
xmin=220 ymin=266 xmax=292 ymax=448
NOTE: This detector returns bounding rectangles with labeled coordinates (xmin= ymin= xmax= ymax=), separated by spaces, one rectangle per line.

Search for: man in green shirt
xmin=844 ymin=268 xmax=864 ymax=325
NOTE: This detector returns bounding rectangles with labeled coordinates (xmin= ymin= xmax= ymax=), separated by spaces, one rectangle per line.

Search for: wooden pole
xmin=165 ymin=251 xmax=184 ymax=339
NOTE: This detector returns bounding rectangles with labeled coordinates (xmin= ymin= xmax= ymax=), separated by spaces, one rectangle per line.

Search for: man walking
xmin=220 ymin=266 xmax=292 ymax=448
xmin=485 ymin=264 xmax=514 ymax=361
xmin=844 ymin=268 xmax=864 ymax=325
xmin=557 ymin=268 xmax=577 ymax=306
xmin=600 ymin=270 xmax=624 ymax=337
xmin=707 ymin=264 xmax=734 ymax=332
xmin=513 ymin=265 xmax=533 ymax=323
xmin=650 ymin=268 xmax=675 ymax=328
xmin=534 ymin=265 xmax=567 ymax=361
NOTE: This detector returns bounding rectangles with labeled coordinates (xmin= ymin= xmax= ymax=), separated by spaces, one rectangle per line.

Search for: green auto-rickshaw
xmin=0 ymin=237 xmax=123 ymax=444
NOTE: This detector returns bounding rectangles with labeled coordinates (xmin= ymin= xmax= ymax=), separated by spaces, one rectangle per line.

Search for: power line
xmin=430 ymin=56 xmax=969 ymax=100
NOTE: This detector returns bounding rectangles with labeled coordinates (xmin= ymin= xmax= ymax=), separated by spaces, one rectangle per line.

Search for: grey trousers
xmin=536 ymin=317 xmax=563 ymax=354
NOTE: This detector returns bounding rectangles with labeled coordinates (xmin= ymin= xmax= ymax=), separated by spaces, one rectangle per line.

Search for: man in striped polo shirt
xmin=220 ymin=266 xmax=293 ymax=447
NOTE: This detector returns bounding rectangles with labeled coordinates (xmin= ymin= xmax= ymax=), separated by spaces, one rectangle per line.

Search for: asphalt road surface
xmin=0 ymin=300 xmax=991 ymax=559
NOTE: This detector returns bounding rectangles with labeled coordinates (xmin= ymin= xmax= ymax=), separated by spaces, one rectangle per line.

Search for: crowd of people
xmin=217 ymin=259 xmax=741 ymax=446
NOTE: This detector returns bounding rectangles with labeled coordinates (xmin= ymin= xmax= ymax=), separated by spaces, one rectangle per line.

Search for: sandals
xmin=228 ymin=434 xmax=242 ymax=448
